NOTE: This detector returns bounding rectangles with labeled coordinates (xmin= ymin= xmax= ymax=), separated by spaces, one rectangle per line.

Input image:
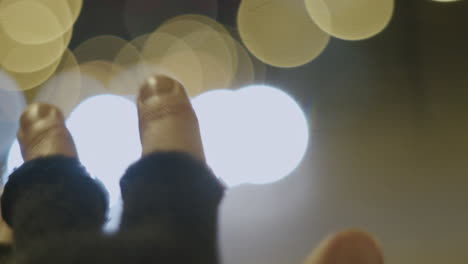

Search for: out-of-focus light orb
xmin=5 ymin=140 xmax=22 ymax=179
xmin=0 ymin=85 xmax=26 ymax=157
xmin=305 ymin=0 xmax=394 ymax=40
xmin=0 ymin=24 xmax=71 ymax=73
xmin=36 ymin=49 xmax=82 ymax=117
xmin=238 ymin=0 xmax=330 ymax=68
xmin=142 ymin=32 xmax=204 ymax=97
xmin=193 ymin=85 xmax=309 ymax=187
xmin=74 ymin=35 xmax=129 ymax=64
xmin=229 ymin=37 xmax=256 ymax=89
xmin=0 ymin=0 xmax=63 ymax=44
xmin=66 ymin=95 xmax=141 ymax=206
xmin=192 ymin=90 xmax=240 ymax=184
xmin=1 ymin=53 xmax=61 ymax=91
xmin=0 ymin=70 xmax=18 ymax=92
xmin=156 ymin=15 xmax=238 ymax=93
xmin=0 ymin=0 xmax=82 ymax=44
xmin=65 ymin=0 xmax=84 ymax=20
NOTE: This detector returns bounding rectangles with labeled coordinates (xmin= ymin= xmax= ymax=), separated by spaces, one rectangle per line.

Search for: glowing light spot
xmin=109 ymin=41 xmax=147 ymax=95
xmin=0 ymin=24 xmax=71 ymax=74
xmin=0 ymin=0 xmax=82 ymax=44
xmin=229 ymin=37 xmax=256 ymax=89
xmin=238 ymin=0 xmax=330 ymax=68
xmin=156 ymin=15 xmax=238 ymax=92
xmin=141 ymin=32 xmax=204 ymax=96
xmin=0 ymin=0 xmax=64 ymax=44
xmin=74 ymin=35 xmax=129 ymax=65
xmin=35 ymin=50 xmax=82 ymax=117
xmin=0 ymin=15 xmax=72 ymax=73
xmin=129 ymin=34 xmax=150 ymax=51
xmin=108 ymin=62 xmax=154 ymax=97
xmin=192 ymin=90 xmax=240 ymax=184
xmin=0 ymin=88 xmax=26 ymax=157
xmin=236 ymin=86 xmax=309 ymax=183
xmin=79 ymin=60 xmax=123 ymax=89
xmin=193 ymin=85 xmax=309 ymax=186
xmin=73 ymin=36 xmax=136 ymax=95
xmin=305 ymin=0 xmax=394 ymax=40
xmin=1 ymin=53 xmax=61 ymax=91
xmin=66 ymin=95 xmax=141 ymax=206
xmin=0 ymin=70 xmax=19 ymax=93
xmin=66 ymin=0 xmax=83 ymax=21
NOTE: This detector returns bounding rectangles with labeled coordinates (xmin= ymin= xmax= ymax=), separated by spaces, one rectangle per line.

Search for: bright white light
xmin=192 ymin=90 xmax=242 ymax=186
xmin=0 ymin=83 xmax=26 ymax=157
xmin=193 ymin=85 xmax=309 ymax=187
xmin=5 ymin=140 xmax=22 ymax=178
xmin=66 ymin=95 xmax=141 ymax=205
xmin=1 ymin=69 xmax=26 ymax=178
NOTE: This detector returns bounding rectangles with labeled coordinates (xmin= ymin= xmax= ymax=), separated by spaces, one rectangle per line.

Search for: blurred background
xmin=1 ymin=0 xmax=468 ymax=263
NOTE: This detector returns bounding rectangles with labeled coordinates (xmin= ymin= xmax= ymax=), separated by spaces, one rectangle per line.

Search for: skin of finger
xmin=0 ymin=191 xmax=13 ymax=244
xmin=17 ymin=104 xmax=78 ymax=161
xmin=138 ymin=75 xmax=206 ymax=161
xmin=0 ymin=220 xmax=13 ymax=244
xmin=303 ymin=230 xmax=384 ymax=264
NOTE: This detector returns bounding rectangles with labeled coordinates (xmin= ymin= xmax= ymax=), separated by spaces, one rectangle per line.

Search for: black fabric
xmin=0 ymin=243 xmax=12 ymax=263
xmin=1 ymin=152 xmax=225 ymax=264
xmin=1 ymin=156 xmax=109 ymax=250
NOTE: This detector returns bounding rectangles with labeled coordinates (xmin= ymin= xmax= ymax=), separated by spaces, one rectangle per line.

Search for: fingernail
xmin=140 ymin=75 xmax=177 ymax=102
xmin=20 ymin=103 xmax=45 ymax=130
xmin=39 ymin=104 xmax=56 ymax=118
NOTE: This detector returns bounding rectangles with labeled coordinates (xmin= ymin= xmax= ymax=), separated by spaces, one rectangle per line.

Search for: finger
xmin=0 ymin=190 xmax=13 ymax=244
xmin=303 ymin=229 xmax=384 ymax=264
xmin=137 ymin=75 xmax=205 ymax=161
xmin=17 ymin=102 xmax=77 ymax=161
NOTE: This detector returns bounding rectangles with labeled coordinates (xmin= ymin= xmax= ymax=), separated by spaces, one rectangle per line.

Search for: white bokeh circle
xmin=66 ymin=94 xmax=141 ymax=205
xmin=193 ymin=85 xmax=309 ymax=186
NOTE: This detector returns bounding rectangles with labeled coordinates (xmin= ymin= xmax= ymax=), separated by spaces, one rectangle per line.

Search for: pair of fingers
xmin=0 ymin=75 xmax=204 ymax=244
xmin=16 ymin=75 xmax=205 ymax=162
